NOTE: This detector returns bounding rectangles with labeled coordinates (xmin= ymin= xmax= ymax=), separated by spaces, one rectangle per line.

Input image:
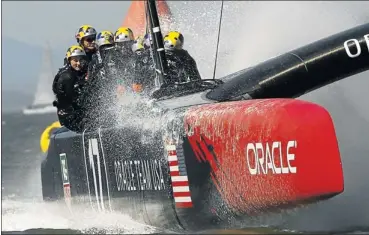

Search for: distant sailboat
xmin=23 ymin=42 xmax=56 ymax=115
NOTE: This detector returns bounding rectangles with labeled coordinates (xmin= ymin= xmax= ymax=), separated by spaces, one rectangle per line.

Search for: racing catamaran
xmin=41 ymin=0 xmax=369 ymax=232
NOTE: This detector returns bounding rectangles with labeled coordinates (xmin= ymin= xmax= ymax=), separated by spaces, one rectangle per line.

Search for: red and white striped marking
xmin=64 ymin=184 xmax=71 ymax=198
xmin=166 ymin=144 xmax=193 ymax=208
xmin=63 ymin=184 xmax=72 ymax=211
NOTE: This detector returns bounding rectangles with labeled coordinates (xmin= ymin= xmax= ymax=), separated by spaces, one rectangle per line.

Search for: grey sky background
xmin=3 ymin=1 xmax=131 ymax=48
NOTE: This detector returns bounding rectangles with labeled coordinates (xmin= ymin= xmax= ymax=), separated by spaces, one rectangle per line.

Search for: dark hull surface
xmin=42 ymin=104 xmax=231 ymax=232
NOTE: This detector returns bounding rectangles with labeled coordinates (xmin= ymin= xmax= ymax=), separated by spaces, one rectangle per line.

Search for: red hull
xmin=185 ymin=99 xmax=344 ymax=213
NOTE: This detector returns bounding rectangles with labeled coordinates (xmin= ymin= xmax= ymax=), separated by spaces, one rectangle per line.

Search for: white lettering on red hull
xmin=246 ymin=141 xmax=297 ymax=175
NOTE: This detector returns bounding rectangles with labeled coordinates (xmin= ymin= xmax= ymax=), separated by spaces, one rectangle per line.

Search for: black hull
xmin=41 ymin=108 xmax=236 ymax=232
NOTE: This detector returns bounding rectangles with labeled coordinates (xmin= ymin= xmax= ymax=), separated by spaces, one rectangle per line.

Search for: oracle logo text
xmin=246 ymin=141 xmax=297 ymax=175
xmin=344 ymin=34 xmax=369 ymax=58
xmin=114 ymin=159 xmax=166 ymax=192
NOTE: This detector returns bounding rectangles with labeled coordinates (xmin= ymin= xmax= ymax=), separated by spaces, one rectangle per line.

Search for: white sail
xmin=23 ymin=42 xmax=56 ymax=115
xmin=32 ymin=42 xmax=55 ymax=106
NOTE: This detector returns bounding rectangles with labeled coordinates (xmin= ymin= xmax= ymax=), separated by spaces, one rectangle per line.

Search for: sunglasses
xmin=84 ymin=37 xmax=95 ymax=43
xmin=70 ymin=56 xmax=86 ymax=62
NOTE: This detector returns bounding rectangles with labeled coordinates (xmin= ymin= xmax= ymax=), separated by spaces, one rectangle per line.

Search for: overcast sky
xmin=3 ymin=1 xmax=131 ymax=48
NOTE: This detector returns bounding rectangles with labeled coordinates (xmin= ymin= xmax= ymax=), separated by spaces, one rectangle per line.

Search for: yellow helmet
xmin=132 ymin=36 xmax=144 ymax=52
xmin=65 ymin=45 xmax=86 ymax=60
xmin=75 ymin=24 xmax=97 ymax=43
xmin=114 ymin=27 xmax=134 ymax=42
xmin=96 ymin=31 xmax=114 ymax=47
xmin=163 ymin=31 xmax=184 ymax=50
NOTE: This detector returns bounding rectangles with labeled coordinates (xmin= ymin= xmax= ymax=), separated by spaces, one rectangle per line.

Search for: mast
xmin=146 ymin=0 xmax=170 ymax=87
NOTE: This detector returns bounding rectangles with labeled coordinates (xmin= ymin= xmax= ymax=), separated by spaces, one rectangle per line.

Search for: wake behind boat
xmin=39 ymin=0 xmax=369 ymax=232
xmin=22 ymin=42 xmax=56 ymax=116
xmin=23 ymin=104 xmax=56 ymax=115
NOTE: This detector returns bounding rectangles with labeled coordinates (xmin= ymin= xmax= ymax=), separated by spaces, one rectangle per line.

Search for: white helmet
xmin=96 ymin=31 xmax=114 ymax=48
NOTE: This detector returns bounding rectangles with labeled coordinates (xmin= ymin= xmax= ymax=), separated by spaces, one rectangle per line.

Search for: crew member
xmin=52 ymin=45 xmax=88 ymax=132
xmin=83 ymin=31 xmax=122 ymax=128
xmin=131 ymin=36 xmax=156 ymax=94
xmin=75 ymin=25 xmax=98 ymax=62
xmin=163 ymin=31 xmax=202 ymax=84
xmin=114 ymin=27 xmax=136 ymax=90
xmin=87 ymin=30 xmax=121 ymax=81
xmin=63 ymin=25 xmax=98 ymax=65
xmin=114 ymin=27 xmax=135 ymax=56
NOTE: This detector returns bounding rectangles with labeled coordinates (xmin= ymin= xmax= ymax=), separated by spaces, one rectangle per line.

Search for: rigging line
xmin=212 ymin=0 xmax=224 ymax=80
xmin=145 ymin=1 xmax=155 ymax=63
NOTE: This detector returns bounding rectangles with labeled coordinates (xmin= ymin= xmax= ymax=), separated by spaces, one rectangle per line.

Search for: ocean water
xmin=2 ymin=112 xmax=58 ymax=200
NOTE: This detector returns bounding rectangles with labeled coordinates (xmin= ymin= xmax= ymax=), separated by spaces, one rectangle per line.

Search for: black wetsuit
xmin=150 ymin=49 xmax=203 ymax=99
xmin=85 ymin=49 xmax=95 ymax=63
xmin=132 ymin=48 xmax=156 ymax=94
xmin=165 ymin=49 xmax=202 ymax=83
xmin=115 ymin=42 xmax=136 ymax=88
xmin=82 ymin=45 xmax=123 ymax=129
xmin=87 ymin=45 xmax=122 ymax=81
xmin=52 ymin=65 xmax=87 ymax=132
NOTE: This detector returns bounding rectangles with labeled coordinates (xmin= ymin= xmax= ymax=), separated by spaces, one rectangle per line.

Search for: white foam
xmin=2 ymin=198 xmax=157 ymax=234
xmin=2 ymin=156 xmax=156 ymax=234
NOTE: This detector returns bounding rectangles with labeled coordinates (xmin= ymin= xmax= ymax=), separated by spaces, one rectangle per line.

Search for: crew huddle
xmin=52 ymin=24 xmax=201 ymax=132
